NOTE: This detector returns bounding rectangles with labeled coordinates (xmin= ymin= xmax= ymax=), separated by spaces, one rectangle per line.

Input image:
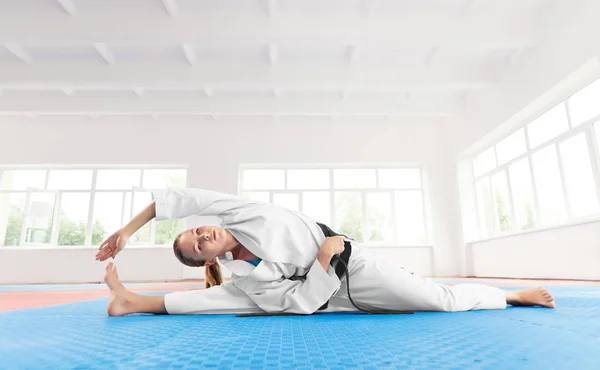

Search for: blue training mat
xmin=1 ymin=287 xmax=599 ymax=369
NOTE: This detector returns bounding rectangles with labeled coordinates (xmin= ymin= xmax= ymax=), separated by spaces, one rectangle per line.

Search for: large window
xmin=0 ymin=168 xmax=187 ymax=247
xmin=240 ymin=167 xmax=428 ymax=245
xmin=472 ymin=76 xmax=600 ymax=238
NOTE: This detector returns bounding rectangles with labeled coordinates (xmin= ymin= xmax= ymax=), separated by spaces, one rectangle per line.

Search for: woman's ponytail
xmin=205 ymin=263 xmax=223 ymax=288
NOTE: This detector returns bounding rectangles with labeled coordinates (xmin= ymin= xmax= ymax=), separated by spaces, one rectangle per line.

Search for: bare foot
xmin=104 ymin=262 xmax=136 ymax=316
xmin=505 ymin=287 xmax=556 ymax=308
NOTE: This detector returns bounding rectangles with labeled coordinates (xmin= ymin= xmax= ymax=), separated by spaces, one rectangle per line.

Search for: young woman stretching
xmin=95 ymin=187 xmax=556 ymax=316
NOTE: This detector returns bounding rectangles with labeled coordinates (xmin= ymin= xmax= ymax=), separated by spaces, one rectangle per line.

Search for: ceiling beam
xmin=424 ymin=46 xmax=440 ymax=66
xmin=56 ymin=0 xmax=76 ymax=16
xmin=0 ymin=13 xmax=537 ymax=49
xmin=133 ymin=88 xmax=145 ymax=97
xmin=0 ymin=82 xmax=491 ymax=95
xmin=4 ymin=43 xmax=32 ymax=64
xmin=346 ymin=45 xmax=359 ymax=65
xmin=458 ymin=0 xmax=475 ymax=18
xmin=0 ymin=94 xmax=462 ymax=117
xmin=93 ymin=43 xmax=115 ymax=65
xmin=268 ymin=44 xmax=278 ymax=65
xmin=267 ymin=0 xmax=276 ymax=17
xmin=181 ymin=44 xmax=196 ymax=66
xmin=0 ymin=64 xmax=494 ymax=91
xmin=505 ymin=48 xmax=523 ymax=66
xmin=362 ymin=0 xmax=378 ymax=17
xmin=162 ymin=0 xmax=178 ymax=16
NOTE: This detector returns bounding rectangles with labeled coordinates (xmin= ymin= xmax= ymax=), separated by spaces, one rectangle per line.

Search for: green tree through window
xmin=336 ymin=193 xmax=364 ymax=241
xmin=156 ymin=219 xmax=184 ymax=245
xmin=3 ymin=205 xmax=23 ymax=246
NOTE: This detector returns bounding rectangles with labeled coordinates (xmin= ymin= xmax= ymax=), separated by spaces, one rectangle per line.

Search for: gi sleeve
xmin=246 ymin=262 xmax=341 ymax=315
xmin=152 ymin=187 xmax=256 ymax=221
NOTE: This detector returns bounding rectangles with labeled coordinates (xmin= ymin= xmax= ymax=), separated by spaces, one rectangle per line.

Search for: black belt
xmin=316 ymin=222 xmax=352 ymax=310
xmin=236 ymin=223 xmax=414 ymax=317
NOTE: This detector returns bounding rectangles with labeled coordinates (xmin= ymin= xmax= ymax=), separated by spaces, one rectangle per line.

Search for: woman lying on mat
xmin=95 ymin=187 xmax=556 ymax=316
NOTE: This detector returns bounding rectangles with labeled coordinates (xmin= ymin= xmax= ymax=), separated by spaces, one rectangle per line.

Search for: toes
xmin=106 ymin=262 xmax=114 ymax=272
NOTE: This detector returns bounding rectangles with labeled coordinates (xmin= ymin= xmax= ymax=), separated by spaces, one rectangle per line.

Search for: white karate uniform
xmin=153 ymin=187 xmax=507 ymax=315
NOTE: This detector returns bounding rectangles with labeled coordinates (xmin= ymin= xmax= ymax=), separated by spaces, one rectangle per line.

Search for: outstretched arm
xmin=152 ymin=187 xmax=254 ymax=221
xmin=95 ymin=201 xmax=157 ymax=261
xmin=122 ymin=200 xmax=157 ymax=236
xmin=97 ymin=187 xmax=254 ymax=261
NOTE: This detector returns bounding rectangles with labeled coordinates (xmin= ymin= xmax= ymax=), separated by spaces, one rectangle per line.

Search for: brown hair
xmin=173 ymin=233 xmax=223 ymax=289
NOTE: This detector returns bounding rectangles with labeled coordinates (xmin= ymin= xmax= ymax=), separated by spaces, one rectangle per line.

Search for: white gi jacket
xmin=152 ymin=187 xmax=342 ymax=314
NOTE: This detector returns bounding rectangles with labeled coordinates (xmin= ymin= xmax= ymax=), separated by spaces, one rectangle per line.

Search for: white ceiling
xmin=0 ymin=0 xmax=560 ymax=121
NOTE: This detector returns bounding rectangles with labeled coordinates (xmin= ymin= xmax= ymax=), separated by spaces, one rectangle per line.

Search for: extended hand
xmin=95 ymin=230 xmax=129 ymax=261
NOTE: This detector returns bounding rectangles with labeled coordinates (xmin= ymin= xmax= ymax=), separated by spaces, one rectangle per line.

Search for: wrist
xmin=119 ymin=227 xmax=133 ymax=238
xmin=317 ymin=251 xmax=332 ymax=271
xmin=318 ymin=247 xmax=334 ymax=259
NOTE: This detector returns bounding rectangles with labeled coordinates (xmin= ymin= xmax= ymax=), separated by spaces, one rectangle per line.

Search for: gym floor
xmin=1 ymin=278 xmax=599 ymax=369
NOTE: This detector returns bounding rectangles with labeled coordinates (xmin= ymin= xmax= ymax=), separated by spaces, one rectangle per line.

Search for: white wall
xmin=467 ymin=220 xmax=600 ymax=280
xmin=0 ymin=116 xmax=458 ymax=284
xmin=456 ymin=0 xmax=600 ymax=280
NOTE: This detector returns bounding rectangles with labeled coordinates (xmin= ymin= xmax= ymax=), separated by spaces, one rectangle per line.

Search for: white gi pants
xmin=164 ymin=244 xmax=507 ymax=314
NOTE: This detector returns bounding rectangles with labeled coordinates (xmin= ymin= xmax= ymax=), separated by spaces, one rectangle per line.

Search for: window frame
xmin=238 ymin=164 xmax=431 ymax=247
xmin=471 ymin=80 xmax=600 ymax=240
xmin=0 ymin=165 xmax=188 ymax=248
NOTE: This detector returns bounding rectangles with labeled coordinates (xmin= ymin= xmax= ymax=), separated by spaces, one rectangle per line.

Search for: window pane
xmin=491 ymin=171 xmax=514 ymax=232
xmin=156 ymin=218 xmax=184 ymax=245
xmin=559 ymin=133 xmax=599 ymax=218
xmin=366 ymin=192 xmax=393 ymax=242
xmin=1 ymin=193 xmax=26 ymax=246
xmin=123 ymin=192 xmax=132 ymax=229
xmin=48 ymin=170 xmax=93 ymax=190
xmin=142 ymin=169 xmax=187 ymax=189
xmin=508 ymin=159 xmax=535 ymax=231
xmin=287 ymin=170 xmax=329 ymax=189
xmin=475 ymin=178 xmax=496 ymax=237
xmin=302 ymin=191 xmax=331 ymax=225
xmin=395 ymin=191 xmax=426 ymax=244
xmin=25 ymin=193 xmax=55 ymax=244
xmin=96 ymin=170 xmax=141 ymax=190
xmin=527 ymin=102 xmax=569 ymax=149
xmin=569 ymin=77 xmax=600 ymax=126
xmin=0 ymin=170 xmax=46 ymax=190
xmin=496 ymin=129 xmax=526 ymax=165
xmin=333 ymin=169 xmax=376 ymax=189
xmin=242 ymin=192 xmax=270 ymax=203
xmin=131 ymin=192 xmax=152 ymax=243
xmin=57 ymin=193 xmax=90 ymax=246
xmin=531 ymin=145 xmax=567 ymax=226
xmin=273 ymin=193 xmax=299 ymax=211
xmin=92 ymin=193 xmax=124 ymax=245
xmin=473 ymin=147 xmax=496 ymax=177
xmin=334 ymin=192 xmax=363 ymax=241
xmin=242 ymin=170 xmax=285 ymax=190
xmin=378 ymin=169 xmax=421 ymax=188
